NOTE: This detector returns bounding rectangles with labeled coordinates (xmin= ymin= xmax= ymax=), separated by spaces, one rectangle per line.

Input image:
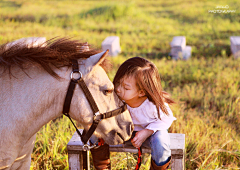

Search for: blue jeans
xmin=125 ymin=130 xmax=171 ymax=166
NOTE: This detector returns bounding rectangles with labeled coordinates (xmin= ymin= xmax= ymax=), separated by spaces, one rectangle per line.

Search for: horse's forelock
xmin=0 ymin=37 xmax=106 ymax=78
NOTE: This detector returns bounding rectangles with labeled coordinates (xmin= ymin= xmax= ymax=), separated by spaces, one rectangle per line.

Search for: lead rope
xmin=130 ymin=135 xmax=142 ymax=170
xmin=135 ymin=147 xmax=142 ymax=170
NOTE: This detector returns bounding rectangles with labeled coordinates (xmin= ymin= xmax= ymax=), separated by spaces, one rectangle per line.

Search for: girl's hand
xmin=131 ymin=129 xmax=154 ymax=148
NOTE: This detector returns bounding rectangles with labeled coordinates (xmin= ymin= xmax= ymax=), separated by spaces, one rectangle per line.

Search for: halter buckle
xmin=93 ymin=112 xmax=102 ymax=122
xmin=82 ymin=144 xmax=96 ymax=151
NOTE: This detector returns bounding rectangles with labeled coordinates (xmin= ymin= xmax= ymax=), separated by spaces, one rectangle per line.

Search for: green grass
xmin=1 ymin=0 xmax=239 ymax=57
xmin=30 ymin=117 xmax=74 ymax=170
xmin=1 ymin=0 xmax=240 ymax=169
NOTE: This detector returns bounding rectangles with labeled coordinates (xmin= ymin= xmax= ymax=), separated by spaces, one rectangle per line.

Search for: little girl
xmin=113 ymin=57 xmax=176 ymax=169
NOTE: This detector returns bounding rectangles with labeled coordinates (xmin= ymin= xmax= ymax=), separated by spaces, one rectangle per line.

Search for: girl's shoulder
xmin=127 ymin=98 xmax=157 ymax=113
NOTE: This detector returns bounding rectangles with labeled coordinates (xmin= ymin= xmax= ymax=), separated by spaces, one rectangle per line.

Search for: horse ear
xmin=86 ymin=50 xmax=109 ymax=66
xmin=96 ymin=49 xmax=109 ymax=65
xmin=81 ymin=50 xmax=109 ymax=74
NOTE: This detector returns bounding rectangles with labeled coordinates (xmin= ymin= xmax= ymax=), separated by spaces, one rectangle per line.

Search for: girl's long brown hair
xmin=113 ymin=57 xmax=174 ymax=118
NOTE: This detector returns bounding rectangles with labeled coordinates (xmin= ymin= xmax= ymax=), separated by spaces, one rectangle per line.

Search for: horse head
xmin=67 ymin=49 xmax=133 ymax=145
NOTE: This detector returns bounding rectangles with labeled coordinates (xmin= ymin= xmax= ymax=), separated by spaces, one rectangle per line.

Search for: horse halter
xmin=62 ymin=59 xmax=127 ymax=151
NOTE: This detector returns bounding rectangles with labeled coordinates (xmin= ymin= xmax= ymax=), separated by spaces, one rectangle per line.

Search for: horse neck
xmin=0 ymin=65 xmax=70 ymax=139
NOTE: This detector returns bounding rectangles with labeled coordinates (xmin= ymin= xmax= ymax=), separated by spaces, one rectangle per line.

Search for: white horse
xmin=0 ymin=37 xmax=133 ymax=170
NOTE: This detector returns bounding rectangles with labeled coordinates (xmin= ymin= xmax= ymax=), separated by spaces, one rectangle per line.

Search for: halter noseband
xmin=62 ymin=59 xmax=127 ymax=150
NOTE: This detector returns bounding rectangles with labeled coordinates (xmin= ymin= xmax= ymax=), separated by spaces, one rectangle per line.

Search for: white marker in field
xmin=170 ymin=36 xmax=191 ymax=60
xmin=230 ymin=36 xmax=240 ymax=58
xmin=101 ymin=36 xmax=121 ymax=56
xmin=6 ymin=37 xmax=46 ymax=49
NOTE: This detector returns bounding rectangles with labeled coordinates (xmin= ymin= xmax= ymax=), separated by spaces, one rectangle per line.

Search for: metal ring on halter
xmin=70 ymin=71 xmax=82 ymax=81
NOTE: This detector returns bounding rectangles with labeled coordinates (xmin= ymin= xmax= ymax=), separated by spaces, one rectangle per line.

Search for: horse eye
xmin=104 ymin=89 xmax=113 ymax=95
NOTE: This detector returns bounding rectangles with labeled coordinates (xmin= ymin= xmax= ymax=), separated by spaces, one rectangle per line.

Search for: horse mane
xmin=0 ymin=37 xmax=111 ymax=78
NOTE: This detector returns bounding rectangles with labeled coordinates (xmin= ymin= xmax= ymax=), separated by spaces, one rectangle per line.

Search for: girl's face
xmin=115 ymin=76 xmax=146 ymax=108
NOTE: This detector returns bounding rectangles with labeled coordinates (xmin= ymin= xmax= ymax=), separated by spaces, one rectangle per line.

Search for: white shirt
xmin=127 ymin=98 xmax=176 ymax=132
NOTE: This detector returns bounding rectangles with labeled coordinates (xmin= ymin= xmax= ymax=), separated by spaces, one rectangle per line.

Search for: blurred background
xmin=1 ymin=0 xmax=239 ymax=169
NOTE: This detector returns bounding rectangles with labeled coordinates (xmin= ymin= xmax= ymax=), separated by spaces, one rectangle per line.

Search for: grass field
xmin=1 ymin=0 xmax=239 ymax=169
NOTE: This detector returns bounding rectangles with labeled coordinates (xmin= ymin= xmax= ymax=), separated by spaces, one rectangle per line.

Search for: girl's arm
xmin=145 ymin=103 xmax=176 ymax=131
xmin=131 ymin=129 xmax=154 ymax=148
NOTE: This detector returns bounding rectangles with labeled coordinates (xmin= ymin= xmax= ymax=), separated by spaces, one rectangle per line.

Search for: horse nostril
xmin=129 ymin=123 xmax=134 ymax=135
xmin=130 ymin=123 xmax=134 ymax=133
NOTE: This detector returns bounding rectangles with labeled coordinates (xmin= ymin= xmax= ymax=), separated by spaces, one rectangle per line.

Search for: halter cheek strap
xmin=62 ymin=59 xmax=127 ymax=150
